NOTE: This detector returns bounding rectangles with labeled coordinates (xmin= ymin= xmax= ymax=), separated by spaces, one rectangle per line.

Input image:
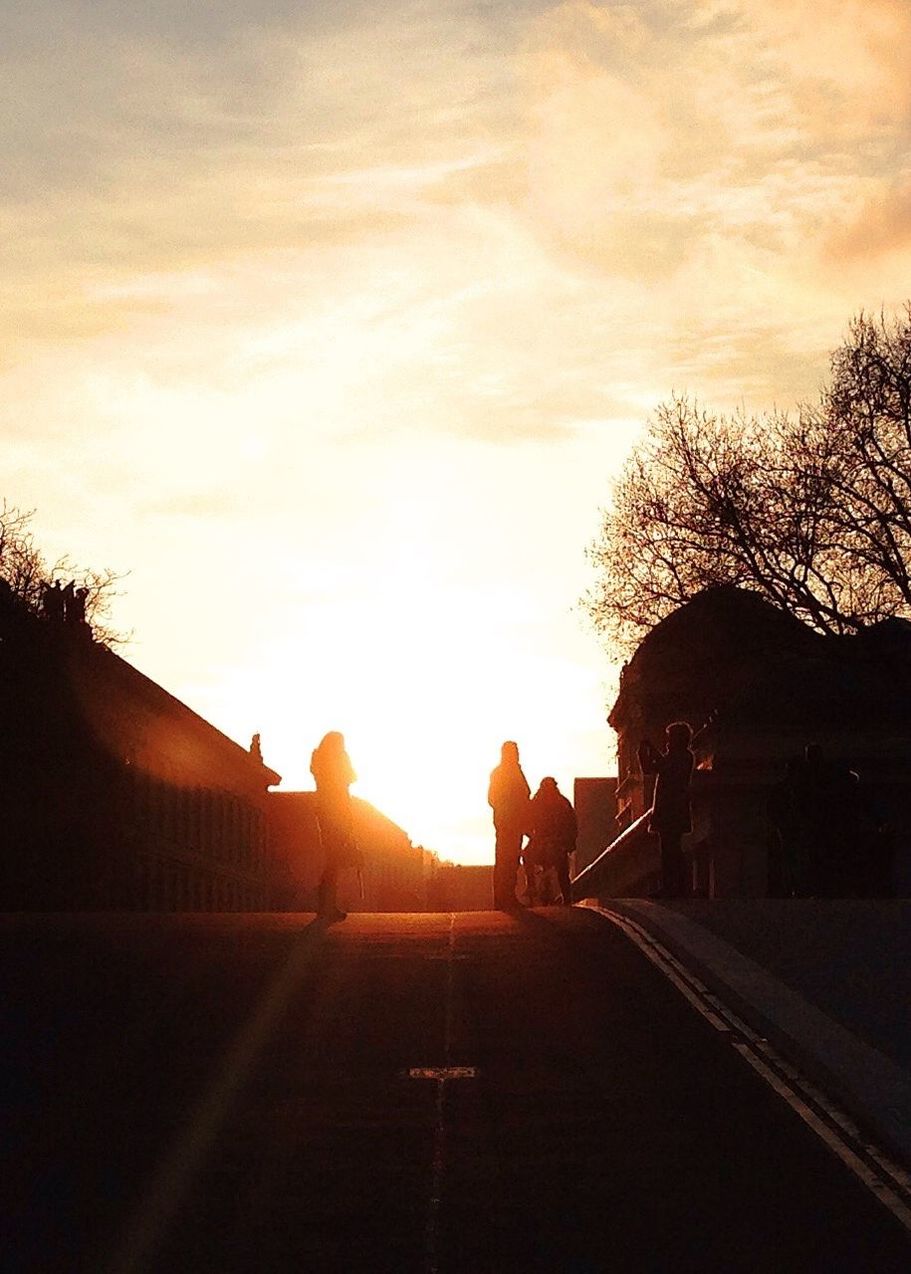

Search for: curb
xmin=585 ymin=897 xmax=911 ymax=1168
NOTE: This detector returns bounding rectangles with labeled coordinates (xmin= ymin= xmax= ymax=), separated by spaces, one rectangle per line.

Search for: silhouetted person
xmin=869 ymin=819 xmax=897 ymax=898
xmin=311 ymin=731 xmax=358 ymax=923
xmin=526 ymin=776 xmax=577 ymax=906
xmin=767 ymin=757 xmax=804 ymax=896
xmin=788 ymin=743 xmax=877 ymax=897
xmin=61 ymin=580 xmax=76 ymax=621
xmin=850 ymin=785 xmax=896 ymax=897
xmin=41 ymin=580 xmax=65 ymax=622
xmin=488 ymin=741 xmax=530 ymax=909
xmin=638 ymin=722 xmax=694 ymax=899
xmin=68 ymin=586 xmax=88 ymax=625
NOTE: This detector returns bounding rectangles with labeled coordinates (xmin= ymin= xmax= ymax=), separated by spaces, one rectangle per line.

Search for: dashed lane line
xmin=408 ymin=1067 xmax=479 ymax=1081
xmin=418 ymin=913 xmax=471 ymax=1274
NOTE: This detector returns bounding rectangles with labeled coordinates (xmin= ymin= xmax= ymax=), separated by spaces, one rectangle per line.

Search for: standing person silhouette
xmin=488 ymin=741 xmax=530 ymax=910
xmin=311 ymin=731 xmax=358 ymax=923
xmin=638 ymin=722 xmax=694 ymax=899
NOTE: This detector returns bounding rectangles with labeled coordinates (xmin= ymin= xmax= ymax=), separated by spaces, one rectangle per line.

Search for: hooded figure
xmin=525 ymin=777 xmax=577 ymax=906
xmin=488 ymin=741 xmax=530 ymax=909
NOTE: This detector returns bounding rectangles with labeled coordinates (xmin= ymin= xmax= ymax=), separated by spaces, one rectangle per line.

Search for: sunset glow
xmin=5 ymin=1 xmax=911 ymax=860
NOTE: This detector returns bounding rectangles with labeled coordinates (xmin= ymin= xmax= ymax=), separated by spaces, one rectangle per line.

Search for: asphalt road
xmin=4 ymin=909 xmax=910 ymax=1273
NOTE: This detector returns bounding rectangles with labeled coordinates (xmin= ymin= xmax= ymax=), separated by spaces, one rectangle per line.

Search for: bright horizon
xmin=5 ymin=1 xmax=911 ymax=862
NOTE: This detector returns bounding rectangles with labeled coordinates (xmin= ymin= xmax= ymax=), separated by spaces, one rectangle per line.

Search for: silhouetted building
xmin=267 ymin=791 xmax=429 ymax=911
xmin=0 ymin=583 xmax=280 ymax=910
xmin=580 ymin=586 xmax=911 ymax=898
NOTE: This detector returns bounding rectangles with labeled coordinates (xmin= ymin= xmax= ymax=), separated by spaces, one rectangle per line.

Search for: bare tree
xmin=823 ymin=307 xmax=911 ymax=610
xmin=586 ymin=307 xmax=911 ymax=655
xmin=0 ymin=502 xmax=125 ymax=645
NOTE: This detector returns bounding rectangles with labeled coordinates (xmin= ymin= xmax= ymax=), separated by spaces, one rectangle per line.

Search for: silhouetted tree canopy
xmin=0 ymin=502 xmax=123 ymax=644
xmin=587 ymin=306 xmax=911 ymax=654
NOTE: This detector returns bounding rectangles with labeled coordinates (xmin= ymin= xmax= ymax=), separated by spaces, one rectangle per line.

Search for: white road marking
xmin=423 ymin=913 xmax=467 ymax=1274
xmin=409 ymin=1067 xmax=478 ymax=1080
xmin=584 ymin=903 xmax=911 ymax=1235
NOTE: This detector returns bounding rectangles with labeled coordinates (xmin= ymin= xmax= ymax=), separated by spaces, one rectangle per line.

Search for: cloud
xmin=0 ymin=1 xmax=523 ymax=366
xmin=825 ymin=181 xmax=911 ymax=263
xmin=3 ymin=0 xmax=903 ymax=399
xmin=520 ymin=1 xmax=911 ymax=245
xmin=747 ymin=0 xmax=911 ymax=132
xmin=2 ymin=1 xmax=910 ymax=449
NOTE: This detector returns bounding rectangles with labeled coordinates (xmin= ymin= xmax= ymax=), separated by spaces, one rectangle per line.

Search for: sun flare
xmin=190 ymin=516 xmax=608 ymax=865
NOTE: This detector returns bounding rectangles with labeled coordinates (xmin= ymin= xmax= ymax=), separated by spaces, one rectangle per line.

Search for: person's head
xmin=501 ymin=740 xmax=519 ymax=764
xmin=537 ymin=776 xmax=559 ymax=797
xmin=666 ymin=721 xmax=692 ymax=752
xmin=318 ymin=730 xmax=346 ymax=756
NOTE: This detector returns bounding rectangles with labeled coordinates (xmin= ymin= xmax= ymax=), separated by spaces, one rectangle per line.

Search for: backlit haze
xmin=5 ymin=1 xmax=911 ymax=861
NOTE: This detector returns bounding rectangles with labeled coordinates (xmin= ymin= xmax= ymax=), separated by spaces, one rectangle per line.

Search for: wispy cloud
xmin=825 ymin=179 xmax=911 ymax=263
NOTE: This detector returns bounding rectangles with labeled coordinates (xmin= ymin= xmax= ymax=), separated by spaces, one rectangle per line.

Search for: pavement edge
xmin=584 ymin=897 xmax=911 ymax=1169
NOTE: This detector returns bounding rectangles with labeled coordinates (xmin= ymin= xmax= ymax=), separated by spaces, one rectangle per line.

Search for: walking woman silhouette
xmin=311 ymin=731 xmax=358 ymax=922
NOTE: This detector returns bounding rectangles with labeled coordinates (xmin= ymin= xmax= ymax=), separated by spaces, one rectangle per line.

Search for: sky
xmin=4 ymin=0 xmax=911 ymax=861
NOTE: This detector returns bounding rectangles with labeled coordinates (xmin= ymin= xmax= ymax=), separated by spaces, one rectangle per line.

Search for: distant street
xmin=4 ymin=909 xmax=910 ymax=1273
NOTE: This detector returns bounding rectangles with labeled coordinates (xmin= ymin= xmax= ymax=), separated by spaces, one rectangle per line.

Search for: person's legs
xmin=493 ymin=826 xmax=521 ymax=909
xmin=556 ymin=855 xmax=572 ymax=906
xmin=317 ymin=863 xmax=346 ymax=920
xmin=660 ymin=834 xmax=687 ymax=898
xmin=524 ymin=859 xmax=538 ymax=906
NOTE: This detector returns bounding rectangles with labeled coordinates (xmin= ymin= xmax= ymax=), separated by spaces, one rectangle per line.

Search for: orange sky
xmin=4 ymin=1 xmax=911 ymax=860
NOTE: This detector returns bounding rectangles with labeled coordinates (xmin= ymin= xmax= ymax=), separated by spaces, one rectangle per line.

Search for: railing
xmin=571 ymin=811 xmax=659 ymax=901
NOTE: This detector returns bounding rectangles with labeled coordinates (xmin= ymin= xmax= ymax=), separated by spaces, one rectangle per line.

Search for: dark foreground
xmin=3 ymin=910 xmax=910 ymax=1273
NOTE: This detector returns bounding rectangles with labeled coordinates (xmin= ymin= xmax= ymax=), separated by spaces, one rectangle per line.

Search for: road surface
xmin=4 ymin=909 xmax=910 ymax=1271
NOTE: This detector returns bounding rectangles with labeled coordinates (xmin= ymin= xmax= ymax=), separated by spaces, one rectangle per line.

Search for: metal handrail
xmin=571 ymin=811 xmax=654 ymax=898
